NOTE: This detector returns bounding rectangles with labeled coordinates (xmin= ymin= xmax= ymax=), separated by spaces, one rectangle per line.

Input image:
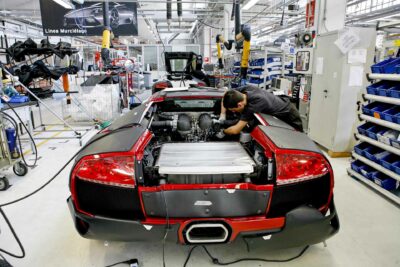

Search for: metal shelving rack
xmin=246 ymin=47 xmax=284 ymax=89
xmin=348 ymin=72 xmax=400 ymax=205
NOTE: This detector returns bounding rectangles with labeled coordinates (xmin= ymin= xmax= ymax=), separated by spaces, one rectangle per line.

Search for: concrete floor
xmin=0 ymin=97 xmax=399 ymax=267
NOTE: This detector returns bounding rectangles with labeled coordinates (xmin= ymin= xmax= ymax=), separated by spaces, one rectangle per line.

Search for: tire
xmin=13 ymin=162 xmax=28 ymax=177
xmin=0 ymin=177 xmax=9 ymax=191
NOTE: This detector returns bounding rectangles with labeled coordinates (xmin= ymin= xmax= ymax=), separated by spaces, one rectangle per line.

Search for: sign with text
xmin=39 ymin=0 xmax=138 ymax=36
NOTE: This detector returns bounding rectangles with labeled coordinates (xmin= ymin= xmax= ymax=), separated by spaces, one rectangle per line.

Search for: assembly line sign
xmin=39 ymin=0 xmax=138 ymax=36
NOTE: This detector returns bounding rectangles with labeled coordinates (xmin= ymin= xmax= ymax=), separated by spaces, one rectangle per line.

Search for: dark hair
xmin=223 ymin=90 xmax=244 ymax=109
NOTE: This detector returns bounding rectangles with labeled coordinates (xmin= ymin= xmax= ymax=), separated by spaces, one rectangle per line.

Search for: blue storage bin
xmin=388 ymin=86 xmax=400 ymax=98
xmin=364 ymin=146 xmax=387 ymax=162
xmin=382 ymin=106 xmax=400 ymax=123
xmin=357 ymin=122 xmax=375 ymax=136
xmin=358 ymin=165 xmax=376 ymax=179
xmin=392 ymin=161 xmax=400 ymax=175
xmin=366 ymin=125 xmax=387 ymax=140
xmin=396 ymin=64 xmax=400 ymax=74
xmin=8 ymin=95 xmax=29 ymax=103
xmin=372 ymin=172 xmax=398 ymax=190
xmin=390 ymin=137 xmax=400 ymax=149
xmin=362 ymin=102 xmax=383 ymax=116
xmin=351 ymin=160 xmax=364 ymax=173
xmin=371 ymin=57 xmax=400 ymax=74
xmin=369 ymin=103 xmax=392 ymax=119
xmin=366 ymin=82 xmax=385 ymax=95
xmin=354 ymin=142 xmax=370 ymax=156
xmin=377 ymin=83 xmax=396 ymax=97
xmin=380 ymin=154 xmax=399 ymax=171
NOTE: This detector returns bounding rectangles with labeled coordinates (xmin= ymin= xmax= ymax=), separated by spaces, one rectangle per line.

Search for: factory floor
xmin=0 ymin=96 xmax=400 ymax=267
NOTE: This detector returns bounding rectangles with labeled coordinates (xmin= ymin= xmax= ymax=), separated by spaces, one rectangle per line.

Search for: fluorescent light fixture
xmin=242 ymin=0 xmax=260 ymax=10
xmin=53 ymin=0 xmax=75 ymax=9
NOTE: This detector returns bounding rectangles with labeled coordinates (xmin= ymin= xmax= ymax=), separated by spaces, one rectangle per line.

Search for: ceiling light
xmin=52 ymin=0 xmax=75 ymax=9
xmin=242 ymin=0 xmax=260 ymax=10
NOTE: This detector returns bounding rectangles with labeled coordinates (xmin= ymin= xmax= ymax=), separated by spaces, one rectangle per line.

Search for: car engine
xmin=141 ymin=111 xmax=271 ymax=186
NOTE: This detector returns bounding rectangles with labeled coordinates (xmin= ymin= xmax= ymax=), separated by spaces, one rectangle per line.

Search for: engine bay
xmin=140 ymin=103 xmax=273 ymax=186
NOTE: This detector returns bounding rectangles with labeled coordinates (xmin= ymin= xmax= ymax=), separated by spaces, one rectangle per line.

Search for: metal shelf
xmin=360 ymin=114 xmax=400 ymax=131
xmin=364 ymin=94 xmax=400 ymax=105
xmin=352 ymin=152 xmax=400 ymax=182
xmin=356 ymin=134 xmax=400 ymax=156
xmin=368 ymin=73 xmax=400 ymax=82
xmin=347 ymin=168 xmax=400 ymax=206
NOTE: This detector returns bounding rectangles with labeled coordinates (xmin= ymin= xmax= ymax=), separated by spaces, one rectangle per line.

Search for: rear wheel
xmin=0 ymin=177 xmax=9 ymax=191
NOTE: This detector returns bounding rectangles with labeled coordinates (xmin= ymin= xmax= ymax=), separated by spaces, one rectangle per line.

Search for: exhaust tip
xmin=185 ymin=223 xmax=230 ymax=244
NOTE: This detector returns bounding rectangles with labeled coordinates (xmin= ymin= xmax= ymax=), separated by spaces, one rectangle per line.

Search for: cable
xmin=183 ymin=245 xmax=310 ymax=267
xmin=0 ymin=207 xmax=25 ymax=259
xmin=0 ymin=122 xmax=142 ymax=263
xmin=244 ymin=6 xmax=269 ymax=24
xmin=280 ymin=0 xmax=286 ymax=26
xmin=197 ymin=20 xmax=225 ymax=30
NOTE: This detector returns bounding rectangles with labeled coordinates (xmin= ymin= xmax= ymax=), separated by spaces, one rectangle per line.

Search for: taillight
xmin=275 ymin=152 xmax=329 ymax=185
xmin=74 ymin=155 xmax=135 ymax=188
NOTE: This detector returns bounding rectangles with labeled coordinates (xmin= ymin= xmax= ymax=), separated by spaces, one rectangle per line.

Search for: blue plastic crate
xmin=377 ymin=83 xmax=396 ymax=97
xmin=366 ymin=125 xmax=387 ymax=140
xmin=382 ymin=106 xmax=400 ymax=123
xmin=380 ymin=154 xmax=400 ymax=171
xmin=364 ymin=147 xmax=387 ymax=162
xmin=357 ymin=122 xmax=375 ymax=136
xmin=371 ymin=57 xmax=400 ymax=74
xmin=396 ymin=64 xmax=400 ymax=74
xmin=366 ymin=81 xmax=386 ymax=95
xmin=358 ymin=165 xmax=376 ymax=179
xmin=388 ymin=86 xmax=400 ymax=98
xmin=369 ymin=103 xmax=392 ymax=119
xmin=351 ymin=160 xmax=364 ymax=173
xmin=392 ymin=161 xmax=400 ymax=175
xmin=362 ymin=102 xmax=383 ymax=116
xmin=372 ymin=172 xmax=398 ymax=190
xmin=390 ymin=137 xmax=400 ymax=149
xmin=8 ymin=95 xmax=29 ymax=103
xmin=354 ymin=142 xmax=371 ymax=156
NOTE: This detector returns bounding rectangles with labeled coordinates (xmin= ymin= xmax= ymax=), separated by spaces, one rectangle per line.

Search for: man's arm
xmin=224 ymin=120 xmax=248 ymax=135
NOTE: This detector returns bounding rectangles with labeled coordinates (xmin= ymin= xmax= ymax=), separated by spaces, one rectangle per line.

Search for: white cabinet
xmin=308 ymin=27 xmax=376 ymax=152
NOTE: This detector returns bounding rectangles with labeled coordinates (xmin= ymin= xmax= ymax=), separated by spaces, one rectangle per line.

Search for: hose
xmin=151 ymin=121 xmax=173 ymax=127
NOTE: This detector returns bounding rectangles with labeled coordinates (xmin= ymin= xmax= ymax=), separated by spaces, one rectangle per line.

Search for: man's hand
xmin=223 ymin=120 xmax=248 ymax=135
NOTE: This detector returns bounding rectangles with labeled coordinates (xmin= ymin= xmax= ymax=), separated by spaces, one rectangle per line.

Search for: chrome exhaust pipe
xmin=185 ymin=223 xmax=229 ymax=244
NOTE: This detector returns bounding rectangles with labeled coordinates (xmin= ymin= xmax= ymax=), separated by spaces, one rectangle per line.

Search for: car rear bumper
xmin=67 ymin=196 xmax=339 ymax=248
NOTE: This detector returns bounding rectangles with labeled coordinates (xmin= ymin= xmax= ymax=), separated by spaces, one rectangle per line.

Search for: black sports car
xmin=64 ymin=3 xmax=136 ymax=29
xmin=68 ymin=87 xmax=339 ymax=249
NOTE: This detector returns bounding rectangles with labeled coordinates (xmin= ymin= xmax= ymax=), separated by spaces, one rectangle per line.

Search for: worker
xmin=218 ymin=85 xmax=303 ymax=137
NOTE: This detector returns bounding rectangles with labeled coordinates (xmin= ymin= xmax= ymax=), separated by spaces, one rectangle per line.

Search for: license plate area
xmin=142 ymin=189 xmax=270 ymax=218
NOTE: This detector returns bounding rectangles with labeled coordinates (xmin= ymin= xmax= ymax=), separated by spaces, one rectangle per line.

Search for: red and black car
xmin=68 ymin=87 xmax=339 ymax=248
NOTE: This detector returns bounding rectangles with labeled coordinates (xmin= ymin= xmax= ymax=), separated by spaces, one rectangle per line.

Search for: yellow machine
xmin=216 ymin=0 xmax=251 ymax=82
xmin=101 ymin=1 xmax=112 ymax=67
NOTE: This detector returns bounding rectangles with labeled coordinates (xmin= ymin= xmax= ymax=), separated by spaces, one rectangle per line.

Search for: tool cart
xmin=0 ymin=113 xmax=28 ymax=191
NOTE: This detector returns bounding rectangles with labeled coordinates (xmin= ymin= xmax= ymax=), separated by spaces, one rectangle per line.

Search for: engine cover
xmin=155 ymin=142 xmax=255 ymax=176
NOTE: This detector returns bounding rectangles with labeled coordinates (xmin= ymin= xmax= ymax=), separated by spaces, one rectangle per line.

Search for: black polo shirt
xmin=235 ymin=85 xmax=291 ymax=121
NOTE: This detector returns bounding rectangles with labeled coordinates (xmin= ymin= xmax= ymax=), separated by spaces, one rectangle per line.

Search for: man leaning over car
xmin=217 ymin=85 xmax=303 ymax=138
